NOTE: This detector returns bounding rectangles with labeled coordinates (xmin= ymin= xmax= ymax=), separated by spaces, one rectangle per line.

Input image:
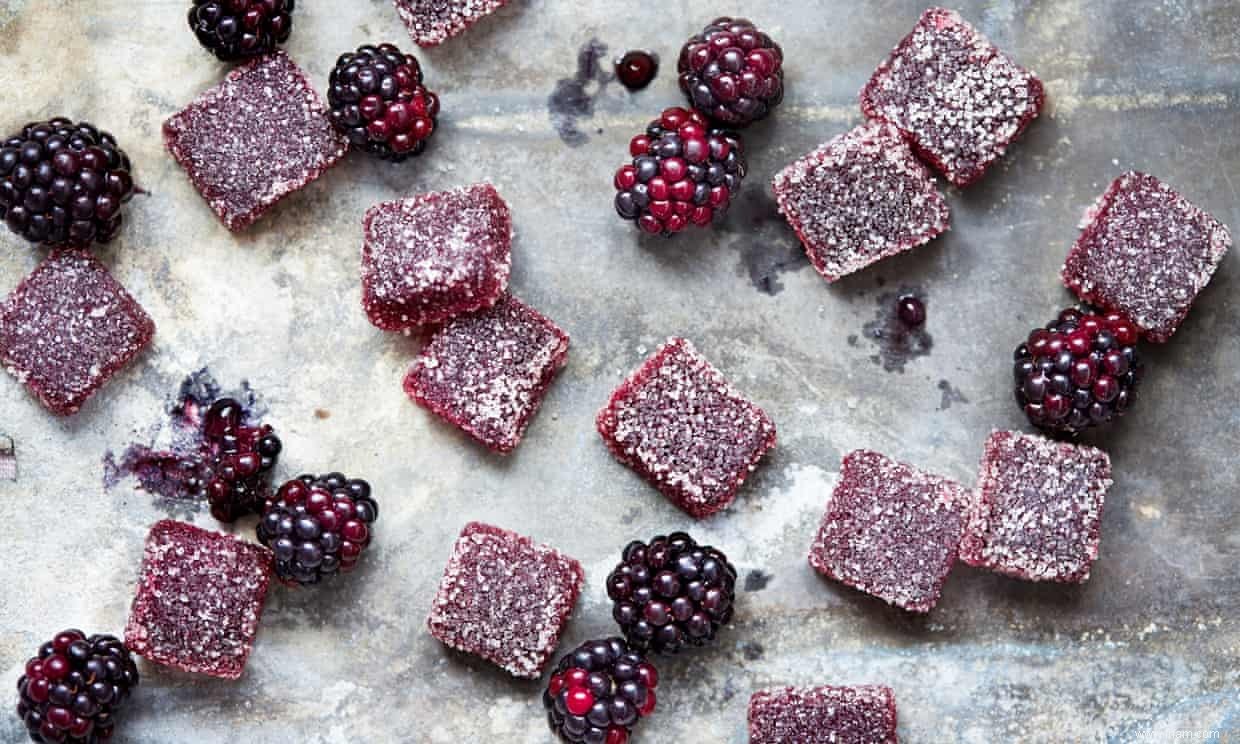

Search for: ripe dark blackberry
xmin=543 ymin=638 xmax=658 ymax=744
xmin=15 ymin=629 xmax=139 ymax=744
xmin=613 ymin=107 xmax=745 ymax=236
xmin=257 ymin=473 xmax=379 ymax=586
xmin=0 ymin=119 xmax=135 ymax=248
xmin=328 ymin=44 xmax=440 ymax=162
xmin=606 ymin=532 xmax=737 ymax=655
xmin=187 ymin=0 xmax=294 ymax=62
xmin=1014 ymin=307 xmax=1144 ymax=436
xmin=181 ymin=397 xmax=283 ymax=522
xmin=678 ymin=17 xmax=784 ymax=127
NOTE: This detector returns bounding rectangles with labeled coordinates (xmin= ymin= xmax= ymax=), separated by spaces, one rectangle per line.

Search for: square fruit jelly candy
xmin=0 ymin=249 xmax=154 ymax=415
xmin=808 ymin=450 xmax=966 ymax=612
xmin=961 ymin=430 xmax=1112 ymax=583
xmin=772 ymin=120 xmax=950 ymax=283
xmin=861 ymin=7 xmax=1045 ymax=187
xmin=125 ymin=520 xmax=272 ymax=679
xmin=596 ymin=337 xmax=777 ymax=519
xmin=164 ymin=51 xmax=347 ymax=231
xmin=1061 ymin=171 xmax=1231 ymax=343
xmin=393 ymin=0 xmax=510 ymax=47
xmin=361 ymin=183 xmax=512 ymax=331
xmin=403 ymin=294 xmax=569 ymax=454
xmin=748 ymin=685 xmax=899 ymax=744
xmin=427 ymin=521 xmax=584 ymax=678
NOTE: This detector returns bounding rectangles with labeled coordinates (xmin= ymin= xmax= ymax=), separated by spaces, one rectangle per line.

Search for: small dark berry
xmin=257 ymin=474 xmax=379 ymax=586
xmin=545 ymin=639 xmax=655 ymax=744
xmin=615 ymin=51 xmax=659 ymax=91
xmin=328 ymin=44 xmax=438 ymax=162
xmin=16 ymin=631 xmax=138 ymax=744
xmin=677 ymin=17 xmax=784 ymax=126
xmin=188 ymin=0 xmax=294 ymax=62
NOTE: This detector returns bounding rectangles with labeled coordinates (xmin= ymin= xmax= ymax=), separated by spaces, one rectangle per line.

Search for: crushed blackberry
xmin=613 ymin=107 xmax=745 ymax=236
xmin=544 ymin=638 xmax=658 ymax=744
xmin=615 ymin=51 xmax=659 ymax=91
xmin=328 ymin=44 xmax=439 ymax=162
xmin=16 ymin=630 xmax=139 ymax=744
xmin=188 ymin=0 xmax=294 ymax=62
xmin=180 ymin=397 xmax=284 ymax=522
xmin=1013 ymin=307 xmax=1144 ymax=436
xmin=897 ymin=295 xmax=926 ymax=327
xmin=607 ymin=532 xmax=737 ymax=654
xmin=678 ymin=17 xmax=784 ymax=127
xmin=0 ymin=119 xmax=135 ymax=248
xmin=257 ymin=473 xmax=379 ymax=586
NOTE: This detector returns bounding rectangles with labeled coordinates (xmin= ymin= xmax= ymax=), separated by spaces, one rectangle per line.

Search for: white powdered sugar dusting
xmin=393 ymin=0 xmax=510 ymax=47
xmin=748 ymin=685 xmax=899 ymax=744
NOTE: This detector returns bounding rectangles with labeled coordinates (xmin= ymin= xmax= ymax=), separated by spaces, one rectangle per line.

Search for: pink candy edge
xmin=595 ymin=337 xmax=778 ymax=519
xmin=392 ymin=0 xmax=511 ymax=48
xmin=747 ymin=685 xmax=899 ymax=744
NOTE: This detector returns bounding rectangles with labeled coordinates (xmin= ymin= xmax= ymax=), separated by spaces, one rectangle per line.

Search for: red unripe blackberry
xmin=543 ymin=638 xmax=657 ymax=744
xmin=328 ymin=44 xmax=440 ymax=162
xmin=188 ymin=0 xmax=294 ymax=62
xmin=607 ymin=532 xmax=737 ymax=655
xmin=0 ymin=119 xmax=135 ymax=248
xmin=16 ymin=630 xmax=139 ymax=744
xmin=678 ymin=17 xmax=785 ymax=127
xmin=258 ymin=473 xmax=379 ymax=587
xmin=613 ymin=107 xmax=745 ymax=237
xmin=1014 ymin=307 xmax=1144 ymax=436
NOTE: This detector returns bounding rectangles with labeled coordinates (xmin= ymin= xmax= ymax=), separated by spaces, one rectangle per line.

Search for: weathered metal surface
xmin=1 ymin=1 xmax=1237 ymax=742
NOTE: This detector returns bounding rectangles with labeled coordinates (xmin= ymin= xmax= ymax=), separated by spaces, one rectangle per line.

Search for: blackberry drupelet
xmin=15 ymin=630 xmax=139 ymax=744
xmin=185 ymin=397 xmax=283 ymax=522
xmin=613 ymin=107 xmax=745 ymax=237
xmin=187 ymin=0 xmax=294 ymax=62
xmin=607 ymin=532 xmax=737 ymax=655
xmin=1013 ymin=307 xmax=1144 ymax=436
xmin=257 ymin=473 xmax=379 ymax=586
xmin=328 ymin=44 xmax=440 ymax=162
xmin=678 ymin=17 xmax=784 ymax=127
xmin=543 ymin=638 xmax=658 ymax=744
xmin=0 ymin=119 xmax=135 ymax=248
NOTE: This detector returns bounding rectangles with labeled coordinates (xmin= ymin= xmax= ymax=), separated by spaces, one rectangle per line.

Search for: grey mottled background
xmin=1 ymin=1 xmax=1238 ymax=742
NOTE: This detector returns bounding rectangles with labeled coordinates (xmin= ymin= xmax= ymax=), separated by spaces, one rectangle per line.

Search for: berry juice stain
xmin=861 ymin=287 xmax=933 ymax=372
xmin=548 ymin=38 xmax=612 ymax=146
xmin=731 ymin=191 xmax=810 ymax=295
xmin=103 ymin=368 xmax=264 ymax=508
xmin=615 ymin=50 xmax=659 ymax=90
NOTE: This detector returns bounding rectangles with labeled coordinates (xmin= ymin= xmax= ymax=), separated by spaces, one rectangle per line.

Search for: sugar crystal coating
xmin=748 ymin=685 xmax=899 ymax=744
xmin=124 ymin=520 xmax=272 ymax=679
xmin=427 ymin=521 xmax=584 ymax=678
xmin=393 ymin=0 xmax=510 ymax=47
xmin=772 ymin=120 xmax=950 ymax=283
xmin=361 ymin=183 xmax=512 ymax=331
xmin=596 ymin=337 xmax=777 ymax=519
xmin=0 ymin=249 xmax=155 ymax=416
xmin=164 ymin=52 xmax=348 ymax=232
xmin=809 ymin=450 xmax=965 ymax=612
xmin=860 ymin=7 xmax=1045 ymax=188
xmin=403 ymin=294 xmax=569 ymax=453
xmin=961 ymin=430 xmax=1112 ymax=583
xmin=1061 ymin=172 xmax=1231 ymax=343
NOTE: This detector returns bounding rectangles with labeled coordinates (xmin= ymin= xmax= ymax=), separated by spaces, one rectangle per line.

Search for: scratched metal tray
xmin=1 ymin=1 xmax=1238 ymax=742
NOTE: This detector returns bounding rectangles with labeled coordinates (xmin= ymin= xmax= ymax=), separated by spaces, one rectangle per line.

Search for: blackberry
xmin=543 ymin=638 xmax=658 ymax=744
xmin=613 ymin=107 xmax=745 ymax=236
xmin=606 ymin=532 xmax=737 ymax=655
xmin=678 ymin=17 xmax=784 ymax=127
xmin=183 ymin=397 xmax=283 ymax=522
xmin=328 ymin=44 xmax=440 ymax=162
xmin=614 ymin=51 xmax=659 ymax=91
xmin=1014 ymin=307 xmax=1144 ymax=436
xmin=15 ymin=630 xmax=139 ymax=744
xmin=0 ymin=119 xmax=134 ymax=248
xmin=187 ymin=0 xmax=294 ymax=62
xmin=257 ymin=473 xmax=379 ymax=586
